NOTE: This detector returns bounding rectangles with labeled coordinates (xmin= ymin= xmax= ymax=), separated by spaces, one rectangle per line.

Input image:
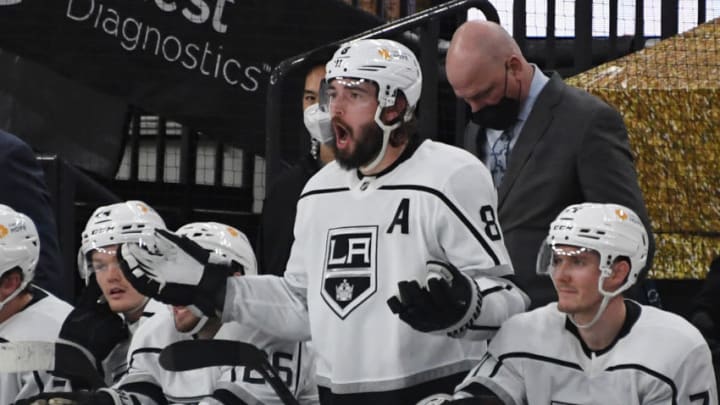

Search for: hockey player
xmin=59 ymin=201 xmax=169 ymax=387
xmin=0 ymin=204 xmax=73 ymax=404
xmin=112 ymin=222 xmax=318 ymax=404
xmin=427 ymin=203 xmax=718 ymax=404
xmin=118 ymin=39 xmax=528 ymax=404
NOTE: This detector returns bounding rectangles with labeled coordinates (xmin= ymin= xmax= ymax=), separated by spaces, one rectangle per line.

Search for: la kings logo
xmin=321 ymin=226 xmax=378 ymax=319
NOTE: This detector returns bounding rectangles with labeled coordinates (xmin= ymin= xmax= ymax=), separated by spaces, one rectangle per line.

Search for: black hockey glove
xmin=387 ymin=261 xmax=482 ymax=337
xmin=118 ymin=228 xmax=234 ymax=317
xmin=58 ymin=275 xmax=129 ymax=378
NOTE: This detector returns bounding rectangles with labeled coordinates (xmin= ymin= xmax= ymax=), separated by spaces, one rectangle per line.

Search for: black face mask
xmin=470 ymin=66 xmax=520 ymax=130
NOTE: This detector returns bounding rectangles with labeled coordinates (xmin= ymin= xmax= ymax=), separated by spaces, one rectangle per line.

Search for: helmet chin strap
xmin=568 ymin=272 xmax=623 ymax=329
xmin=360 ymin=106 xmax=402 ymax=174
xmin=568 ymin=295 xmax=611 ymax=329
xmin=0 ymin=286 xmax=25 ymax=313
xmin=187 ymin=314 xmax=210 ymax=336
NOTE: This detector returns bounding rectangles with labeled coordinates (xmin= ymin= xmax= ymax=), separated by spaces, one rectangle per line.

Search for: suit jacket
xmin=0 ymin=129 xmax=68 ymax=301
xmin=464 ymin=73 xmax=655 ymax=309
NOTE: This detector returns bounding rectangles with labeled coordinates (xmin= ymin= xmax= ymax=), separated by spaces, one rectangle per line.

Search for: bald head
xmin=446 ymin=20 xmax=531 ymax=111
xmin=447 ymin=21 xmax=523 ymax=86
xmin=448 ymin=20 xmax=520 ymax=65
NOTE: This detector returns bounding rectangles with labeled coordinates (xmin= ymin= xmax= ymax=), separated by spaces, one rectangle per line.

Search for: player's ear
xmin=0 ymin=270 xmax=22 ymax=294
xmin=608 ymin=259 xmax=631 ymax=290
xmin=381 ymin=93 xmax=408 ymax=125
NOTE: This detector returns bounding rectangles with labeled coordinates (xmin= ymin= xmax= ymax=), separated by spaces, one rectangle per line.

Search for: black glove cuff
xmin=446 ymin=277 xmax=483 ymax=338
xmin=196 ymin=262 xmax=233 ymax=315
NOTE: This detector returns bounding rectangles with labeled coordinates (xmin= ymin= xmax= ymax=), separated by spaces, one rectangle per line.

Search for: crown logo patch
xmin=335 ymin=279 xmax=354 ymax=302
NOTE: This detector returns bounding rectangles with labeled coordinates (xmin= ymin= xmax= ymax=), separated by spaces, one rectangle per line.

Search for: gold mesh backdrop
xmin=567 ymin=18 xmax=720 ymax=279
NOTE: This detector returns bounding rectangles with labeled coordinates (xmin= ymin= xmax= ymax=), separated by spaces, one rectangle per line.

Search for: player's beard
xmin=331 ymin=119 xmax=383 ymax=170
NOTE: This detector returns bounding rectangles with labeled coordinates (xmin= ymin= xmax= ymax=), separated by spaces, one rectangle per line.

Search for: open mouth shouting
xmin=333 ymin=119 xmax=351 ymax=152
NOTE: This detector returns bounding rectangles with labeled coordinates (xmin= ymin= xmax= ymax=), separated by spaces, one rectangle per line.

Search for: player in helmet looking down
xmin=424 ymin=203 xmax=717 ymax=404
xmin=58 ymin=200 xmax=169 ymax=389
xmin=118 ymin=38 xmax=527 ymax=404
xmin=0 ymin=204 xmax=74 ymax=403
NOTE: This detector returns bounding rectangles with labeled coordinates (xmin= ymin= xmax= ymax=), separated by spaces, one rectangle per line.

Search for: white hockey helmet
xmin=0 ymin=204 xmax=39 ymax=310
xmin=326 ymin=38 xmax=422 ymax=119
xmin=176 ymin=222 xmax=257 ymax=276
xmin=537 ymin=203 xmax=648 ymax=327
xmin=325 ymin=38 xmax=422 ymax=171
xmin=78 ymin=200 xmax=166 ymax=283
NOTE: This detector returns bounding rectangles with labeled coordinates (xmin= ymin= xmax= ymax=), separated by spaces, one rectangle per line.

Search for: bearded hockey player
xmin=0 ymin=204 xmax=73 ymax=403
xmin=429 ymin=203 xmax=717 ymax=404
xmin=118 ymin=38 xmax=528 ymax=404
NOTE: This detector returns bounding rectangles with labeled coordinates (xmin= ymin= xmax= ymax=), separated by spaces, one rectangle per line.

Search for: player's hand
xmin=118 ymin=228 xmax=234 ymax=317
xmin=58 ymin=275 xmax=129 ymax=376
xmin=387 ymin=261 xmax=482 ymax=337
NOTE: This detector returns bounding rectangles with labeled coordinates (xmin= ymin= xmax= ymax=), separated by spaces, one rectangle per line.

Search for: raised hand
xmin=387 ymin=261 xmax=482 ymax=337
xmin=118 ymin=229 xmax=233 ymax=317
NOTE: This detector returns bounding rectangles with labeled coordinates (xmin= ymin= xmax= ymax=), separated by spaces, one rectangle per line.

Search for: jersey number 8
xmin=480 ymin=205 xmax=502 ymax=241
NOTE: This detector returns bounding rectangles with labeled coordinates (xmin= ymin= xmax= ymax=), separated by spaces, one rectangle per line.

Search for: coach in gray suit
xmin=446 ymin=20 xmax=654 ymax=308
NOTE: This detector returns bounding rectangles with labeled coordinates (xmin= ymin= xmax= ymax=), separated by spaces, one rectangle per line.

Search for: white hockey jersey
xmin=456 ymin=300 xmax=719 ymax=405
xmin=102 ymin=299 xmax=168 ymax=386
xmin=118 ymin=308 xmax=318 ymax=405
xmin=0 ymin=286 xmax=73 ymax=405
xmin=223 ymin=140 xmax=528 ymax=395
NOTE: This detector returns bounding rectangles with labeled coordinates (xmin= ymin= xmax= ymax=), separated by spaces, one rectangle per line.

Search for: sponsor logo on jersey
xmin=0 ymin=225 xmax=7 ymax=238
xmin=321 ymin=226 xmax=378 ymax=319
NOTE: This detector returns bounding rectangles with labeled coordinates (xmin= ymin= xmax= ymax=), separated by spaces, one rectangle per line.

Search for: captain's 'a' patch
xmin=321 ymin=226 xmax=378 ymax=319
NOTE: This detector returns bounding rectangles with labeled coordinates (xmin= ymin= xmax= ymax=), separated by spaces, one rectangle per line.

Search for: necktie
xmin=489 ymin=129 xmax=512 ymax=187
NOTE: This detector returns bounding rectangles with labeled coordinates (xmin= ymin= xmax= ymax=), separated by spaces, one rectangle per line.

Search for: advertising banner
xmin=0 ymin=0 xmax=380 ymax=153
